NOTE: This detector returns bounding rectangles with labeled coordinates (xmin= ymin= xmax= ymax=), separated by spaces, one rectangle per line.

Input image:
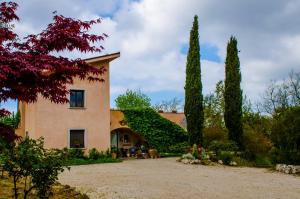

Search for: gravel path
xmin=59 ymin=158 xmax=300 ymax=199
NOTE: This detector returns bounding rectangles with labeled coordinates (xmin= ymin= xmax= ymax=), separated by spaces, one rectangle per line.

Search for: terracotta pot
xmin=148 ymin=149 xmax=158 ymax=159
xmin=112 ymin=152 xmax=117 ymax=159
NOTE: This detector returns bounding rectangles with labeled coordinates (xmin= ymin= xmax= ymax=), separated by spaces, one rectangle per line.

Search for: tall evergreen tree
xmin=184 ymin=15 xmax=204 ymax=145
xmin=224 ymin=36 xmax=243 ymax=148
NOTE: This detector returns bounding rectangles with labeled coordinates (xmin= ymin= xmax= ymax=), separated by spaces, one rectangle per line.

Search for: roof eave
xmin=84 ymin=52 xmax=120 ymax=64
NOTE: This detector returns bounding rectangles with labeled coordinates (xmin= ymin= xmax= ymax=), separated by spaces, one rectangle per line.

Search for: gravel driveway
xmin=59 ymin=158 xmax=300 ymax=199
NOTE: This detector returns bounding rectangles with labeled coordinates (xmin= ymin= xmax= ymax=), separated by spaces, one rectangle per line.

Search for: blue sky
xmin=2 ymin=0 xmax=300 ymax=113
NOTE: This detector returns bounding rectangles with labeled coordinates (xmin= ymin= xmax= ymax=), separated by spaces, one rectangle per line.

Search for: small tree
xmin=115 ymin=89 xmax=151 ymax=109
xmin=184 ymin=15 xmax=204 ymax=145
xmin=1 ymin=137 xmax=69 ymax=198
xmin=224 ymin=36 xmax=243 ymax=149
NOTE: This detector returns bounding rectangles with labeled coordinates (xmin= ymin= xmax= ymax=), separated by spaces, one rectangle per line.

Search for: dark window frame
xmin=69 ymin=129 xmax=85 ymax=149
xmin=70 ymin=89 xmax=85 ymax=108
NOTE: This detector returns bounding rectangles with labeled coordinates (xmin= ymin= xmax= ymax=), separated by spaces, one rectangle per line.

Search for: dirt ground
xmin=59 ymin=158 xmax=300 ymax=199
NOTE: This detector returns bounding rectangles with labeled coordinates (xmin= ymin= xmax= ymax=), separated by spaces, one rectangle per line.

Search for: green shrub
xmin=255 ymin=155 xmax=272 ymax=167
xmin=122 ymin=108 xmax=188 ymax=152
xmin=66 ymin=157 xmax=122 ymax=166
xmin=208 ymin=140 xmax=238 ymax=155
xmin=218 ymin=151 xmax=234 ymax=165
xmin=203 ymin=126 xmax=227 ymax=146
xmin=271 ymin=106 xmax=300 ymax=164
xmin=168 ymin=142 xmax=189 ymax=153
xmin=269 ymin=147 xmax=300 ymax=165
xmin=1 ymin=137 xmax=69 ymax=198
xmin=201 ymin=149 xmax=209 ymax=160
xmin=191 ymin=144 xmax=199 ymax=159
xmin=232 ymin=156 xmax=254 ymax=167
xmin=159 ymin=152 xmax=182 ymax=157
xmin=243 ymin=126 xmax=273 ymax=160
xmin=68 ymin=148 xmax=85 ymax=159
xmin=182 ymin=153 xmax=195 ymax=160
xmin=208 ymin=151 xmax=218 ymax=162
xmin=89 ymin=148 xmax=101 ymax=160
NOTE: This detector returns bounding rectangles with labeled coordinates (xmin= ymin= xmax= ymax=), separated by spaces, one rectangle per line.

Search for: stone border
xmin=276 ymin=164 xmax=300 ymax=174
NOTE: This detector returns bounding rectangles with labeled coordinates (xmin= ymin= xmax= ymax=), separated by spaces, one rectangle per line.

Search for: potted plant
xmin=111 ymin=146 xmax=118 ymax=159
xmin=148 ymin=147 xmax=158 ymax=159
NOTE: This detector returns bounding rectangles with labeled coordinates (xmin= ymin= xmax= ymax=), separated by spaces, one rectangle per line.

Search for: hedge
xmin=122 ymin=108 xmax=188 ymax=152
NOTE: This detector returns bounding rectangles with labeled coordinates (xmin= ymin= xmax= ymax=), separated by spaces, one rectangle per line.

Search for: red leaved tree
xmin=0 ymin=2 xmax=107 ymax=142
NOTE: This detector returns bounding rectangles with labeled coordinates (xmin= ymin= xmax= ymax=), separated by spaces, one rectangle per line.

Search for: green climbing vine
xmin=122 ymin=108 xmax=188 ymax=152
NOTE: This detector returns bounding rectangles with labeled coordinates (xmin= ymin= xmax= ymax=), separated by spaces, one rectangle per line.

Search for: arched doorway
xmin=111 ymin=128 xmax=147 ymax=157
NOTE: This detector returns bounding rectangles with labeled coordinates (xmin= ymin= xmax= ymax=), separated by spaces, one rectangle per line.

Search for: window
xmin=123 ymin=134 xmax=130 ymax=144
xmin=70 ymin=130 xmax=85 ymax=148
xmin=70 ymin=90 xmax=84 ymax=108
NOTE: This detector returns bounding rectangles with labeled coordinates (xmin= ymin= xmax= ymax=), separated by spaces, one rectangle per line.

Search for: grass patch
xmin=66 ymin=157 xmax=122 ymax=166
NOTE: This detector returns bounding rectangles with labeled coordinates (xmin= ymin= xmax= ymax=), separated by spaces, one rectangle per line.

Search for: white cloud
xmin=8 ymin=0 xmax=300 ymax=106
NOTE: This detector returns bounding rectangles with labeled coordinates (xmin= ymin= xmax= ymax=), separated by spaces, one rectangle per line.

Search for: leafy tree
xmin=115 ymin=89 xmax=151 ymax=109
xmin=184 ymin=15 xmax=204 ymax=145
xmin=204 ymin=81 xmax=225 ymax=128
xmin=271 ymin=106 xmax=300 ymax=164
xmin=0 ymin=2 xmax=107 ymax=140
xmin=224 ymin=36 xmax=243 ymax=149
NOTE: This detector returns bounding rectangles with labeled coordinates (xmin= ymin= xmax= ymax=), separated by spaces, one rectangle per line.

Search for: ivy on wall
xmin=122 ymin=108 xmax=188 ymax=152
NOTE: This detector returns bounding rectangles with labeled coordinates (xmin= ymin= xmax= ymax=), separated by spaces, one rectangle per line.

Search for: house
xmin=16 ymin=52 xmax=120 ymax=150
xmin=16 ymin=52 xmax=186 ymax=152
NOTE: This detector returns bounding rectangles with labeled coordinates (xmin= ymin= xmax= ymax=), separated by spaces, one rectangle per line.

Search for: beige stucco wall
xmin=110 ymin=110 xmax=130 ymax=131
xmin=17 ymin=61 xmax=111 ymax=151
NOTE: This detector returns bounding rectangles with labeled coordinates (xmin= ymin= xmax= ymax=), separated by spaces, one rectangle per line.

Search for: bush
xmin=68 ymin=148 xmax=85 ymax=159
xmin=191 ymin=144 xmax=199 ymax=159
xmin=89 ymin=148 xmax=101 ymax=160
xmin=182 ymin=153 xmax=195 ymax=160
xmin=217 ymin=151 xmax=234 ymax=165
xmin=271 ymin=106 xmax=300 ymax=164
xmin=232 ymin=156 xmax=254 ymax=167
xmin=269 ymin=147 xmax=300 ymax=165
xmin=66 ymin=157 xmax=122 ymax=166
xmin=255 ymin=155 xmax=272 ymax=167
xmin=243 ymin=126 xmax=273 ymax=160
xmin=203 ymin=126 xmax=227 ymax=146
xmin=208 ymin=140 xmax=238 ymax=155
xmin=168 ymin=142 xmax=189 ymax=153
xmin=122 ymin=108 xmax=188 ymax=152
xmin=1 ymin=137 xmax=69 ymax=198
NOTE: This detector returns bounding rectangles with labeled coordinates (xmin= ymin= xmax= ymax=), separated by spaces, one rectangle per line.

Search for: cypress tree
xmin=184 ymin=15 xmax=204 ymax=145
xmin=224 ymin=36 xmax=243 ymax=149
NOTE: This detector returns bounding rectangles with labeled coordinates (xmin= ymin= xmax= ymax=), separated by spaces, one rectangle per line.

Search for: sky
xmin=1 ymin=0 xmax=300 ymax=112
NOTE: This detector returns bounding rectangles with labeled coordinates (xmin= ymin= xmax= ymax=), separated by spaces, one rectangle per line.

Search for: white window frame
xmin=68 ymin=129 xmax=87 ymax=149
